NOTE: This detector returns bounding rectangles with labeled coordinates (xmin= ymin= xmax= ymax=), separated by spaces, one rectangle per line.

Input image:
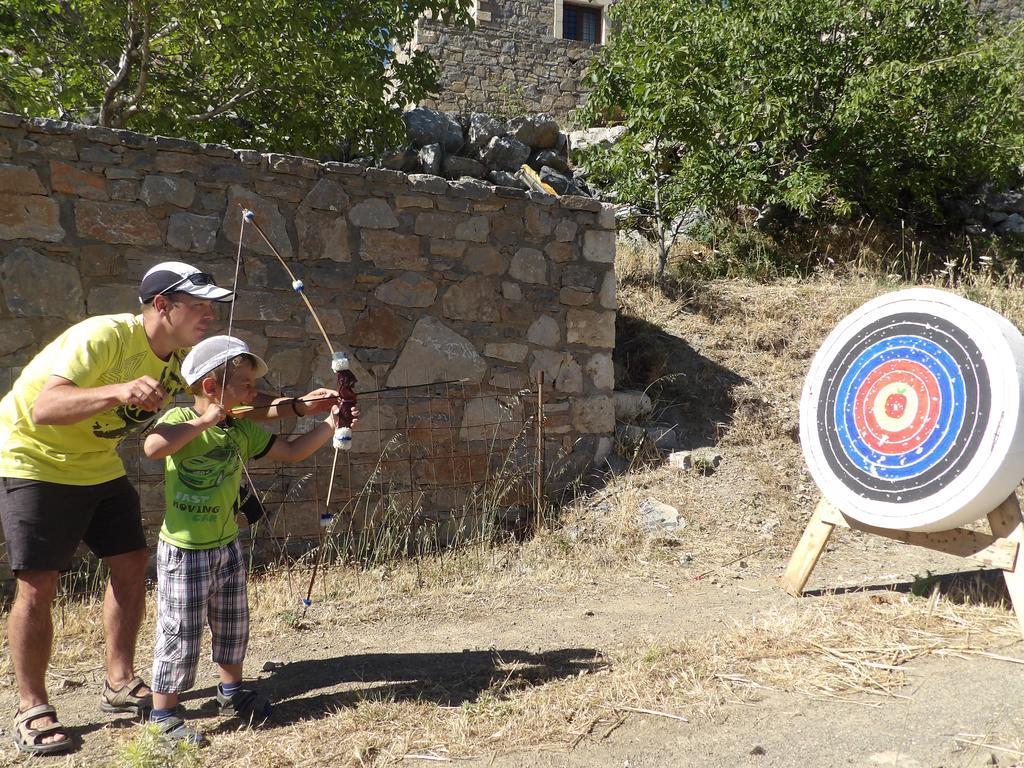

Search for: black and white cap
xmin=180 ymin=335 xmax=268 ymax=386
xmin=139 ymin=261 xmax=234 ymax=304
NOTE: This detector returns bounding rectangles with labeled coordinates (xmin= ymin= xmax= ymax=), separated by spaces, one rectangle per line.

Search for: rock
xmin=554 ymin=219 xmax=577 ymax=242
xmin=638 ymin=498 xmax=683 ymax=531
xmin=483 ymin=342 xmax=528 ymax=363
xmin=0 ymin=193 xmax=64 ymax=242
xmin=442 ymin=275 xmax=501 ymax=321
xmin=568 ymin=125 xmax=627 ymax=154
xmin=583 ymin=229 xmax=616 ymax=263
xmin=75 ymin=200 xmax=160 ymax=245
xmin=403 ymin=107 xmax=464 ymax=152
xmin=599 ymin=269 xmax=616 ymax=309
xmin=585 ymin=353 xmax=614 ymax=390
xmin=454 ymin=215 xmax=489 ymax=242
xmin=527 ymin=315 xmax=560 ymax=346
xmin=166 ymin=212 xmax=219 ymax=253
xmin=379 ymin=146 xmax=419 ymax=173
xmin=348 ymin=306 xmax=405 ymax=349
xmin=509 ymin=247 xmax=548 ymax=284
xmin=301 ymin=178 xmax=350 ymax=211
xmin=669 ymin=448 xmax=723 ymax=474
xmin=86 ymin=285 xmax=138 ymax=314
xmin=418 ymin=143 xmax=442 ymax=176
xmin=360 ymin=230 xmax=426 ymax=270
xmin=986 ymin=190 xmax=1022 ymax=211
xmin=614 ymin=390 xmax=654 ymax=421
xmin=555 ymin=354 xmax=583 ymax=392
xmin=480 ymin=135 xmax=531 ymax=173
xmin=0 ymin=163 xmax=46 ymax=194
xmin=50 ymin=161 xmax=108 ymax=201
xmin=465 ymin=245 xmax=505 ymax=274
xmin=645 ymin=424 xmax=679 ymax=451
xmin=540 ymin=166 xmax=585 ymax=196
xmin=348 ymin=198 xmax=398 ymax=229
xmin=296 ymin=206 xmax=350 ymax=262
xmin=386 ymin=316 xmax=487 ymax=387
xmin=487 ymin=170 xmax=528 ymax=190
xmin=459 ymin=396 xmax=523 ymax=441
xmin=530 ymin=149 xmax=570 ymax=174
xmin=615 ymin=424 xmax=649 ymax=450
xmin=224 ymin=186 xmax=292 ymax=258
xmin=1 ymin=247 xmax=84 ymax=319
xmin=508 ymin=114 xmax=560 ymax=148
xmin=566 ymin=309 xmax=615 ymax=347
xmin=571 ymin=395 xmax=614 ymax=434
xmin=531 ymin=349 xmax=568 ymax=384
xmin=467 ymin=113 xmax=506 ymax=150
xmin=997 ymin=213 xmax=1024 ymax=234
xmin=375 ymin=272 xmax=437 ymax=307
xmin=442 ymin=154 xmax=487 ymax=179
xmin=140 ymin=174 xmax=195 ymax=208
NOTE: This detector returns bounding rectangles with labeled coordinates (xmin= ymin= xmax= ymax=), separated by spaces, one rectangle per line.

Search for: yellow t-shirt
xmin=0 ymin=314 xmax=188 ymax=485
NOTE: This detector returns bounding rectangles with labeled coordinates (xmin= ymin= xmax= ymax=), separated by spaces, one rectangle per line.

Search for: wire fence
xmin=0 ymin=372 xmax=550 ymax=587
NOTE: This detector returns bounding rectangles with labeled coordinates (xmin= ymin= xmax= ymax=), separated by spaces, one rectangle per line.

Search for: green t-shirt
xmin=0 ymin=314 xmax=188 ymax=485
xmin=158 ymin=407 xmax=275 ymax=550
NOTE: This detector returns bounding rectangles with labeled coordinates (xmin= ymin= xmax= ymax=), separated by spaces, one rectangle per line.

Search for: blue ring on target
xmin=833 ymin=335 xmax=964 ymax=481
xmin=816 ymin=314 xmax=988 ymax=504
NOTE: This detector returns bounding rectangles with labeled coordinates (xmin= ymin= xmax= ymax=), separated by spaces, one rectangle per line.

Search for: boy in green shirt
xmin=144 ymin=335 xmax=349 ymax=745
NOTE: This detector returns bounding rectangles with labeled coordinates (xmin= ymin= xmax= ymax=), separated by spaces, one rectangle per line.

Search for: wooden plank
xmin=822 ymin=503 xmax=1018 ymax=571
xmin=780 ymin=499 xmax=836 ymax=597
xmin=987 ymin=494 xmax=1024 ymax=640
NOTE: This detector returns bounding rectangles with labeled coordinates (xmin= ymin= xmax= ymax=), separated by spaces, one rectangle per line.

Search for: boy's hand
xmin=298 ymin=388 xmax=338 ymax=416
xmin=197 ymin=402 xmax=226 ymax=428
xmin=327 ymin=405 xmax=359 ymax=429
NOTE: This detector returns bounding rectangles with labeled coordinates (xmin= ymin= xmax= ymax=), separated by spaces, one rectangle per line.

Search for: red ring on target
xmin=852 ymin=359 xmax=940 ymax=456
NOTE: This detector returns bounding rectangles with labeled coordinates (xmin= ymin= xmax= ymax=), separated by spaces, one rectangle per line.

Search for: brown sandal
xmin=12 ymin=704 xmax=73 ymax=755
xmin=101 ymin=676 xmax=153 ymax=715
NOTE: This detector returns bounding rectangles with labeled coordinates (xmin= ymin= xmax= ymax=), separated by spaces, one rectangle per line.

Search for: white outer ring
xmin=800 ymin=288 xmax=1024 ymax=532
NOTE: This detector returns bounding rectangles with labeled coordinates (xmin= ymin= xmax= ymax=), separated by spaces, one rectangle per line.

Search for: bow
xmin=238 ymin=208 xmax=352 ymax=612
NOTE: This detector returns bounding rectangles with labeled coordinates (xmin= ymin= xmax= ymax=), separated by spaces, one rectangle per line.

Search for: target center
xmin=885 ymin=391 xmax=908 ymax=418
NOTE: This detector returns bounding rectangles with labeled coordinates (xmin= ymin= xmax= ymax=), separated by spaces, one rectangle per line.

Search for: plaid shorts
xmin=151 ymin=538 xmax=249 ymax=694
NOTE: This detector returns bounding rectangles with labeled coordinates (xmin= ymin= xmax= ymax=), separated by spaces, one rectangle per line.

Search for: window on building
xmin=562 ymin=2 xmax=602 ymax=44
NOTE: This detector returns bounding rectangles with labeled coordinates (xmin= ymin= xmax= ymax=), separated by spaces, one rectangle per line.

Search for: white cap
xmin=181 ymin=335 xmax=268 ymax=386
xmin=139 ymin=261 xmax=234 ymax=304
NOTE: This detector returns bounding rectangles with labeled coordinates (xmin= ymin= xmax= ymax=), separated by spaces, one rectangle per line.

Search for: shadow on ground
xmin=186 ymin=647 xmax=604 ymax=731
xmin=614 ymin=313 xmax=748 ymax=450
xmin=803 ymin=568 xmax=1011 ymax=607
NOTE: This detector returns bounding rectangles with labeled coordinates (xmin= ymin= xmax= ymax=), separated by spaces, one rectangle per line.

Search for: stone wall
xmin=413 ymin=0 xmax=601 ymax=122
xmin=0 ymin=113 xmax=616 ymax=576
xmin=980 ymin=0 xmax=1024 ymax=20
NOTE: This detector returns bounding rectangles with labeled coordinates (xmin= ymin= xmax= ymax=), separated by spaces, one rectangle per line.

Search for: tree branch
xmin=184 ymin=76 xmax=258 ymax=122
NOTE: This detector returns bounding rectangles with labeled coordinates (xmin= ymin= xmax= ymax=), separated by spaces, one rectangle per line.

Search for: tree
xmin=0 ymin=0 xmax=471 ymax=156
xmin=578 ymin=0 xmax=1024 ymax=276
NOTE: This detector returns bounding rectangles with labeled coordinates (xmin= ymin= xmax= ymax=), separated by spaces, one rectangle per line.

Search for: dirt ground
xmin=1 ymin=529 xmax=1021 ymax=768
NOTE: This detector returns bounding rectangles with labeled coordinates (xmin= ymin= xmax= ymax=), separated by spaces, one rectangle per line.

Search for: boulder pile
xmin=369 ymin=108 xmax=593 ymax=196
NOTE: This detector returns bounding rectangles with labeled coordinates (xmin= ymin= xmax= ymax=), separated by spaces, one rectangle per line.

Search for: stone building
xmin=412 ymin=0 xmax=1023 ymax=123
xmin=413 ymin=0 xmax=615 ymax=122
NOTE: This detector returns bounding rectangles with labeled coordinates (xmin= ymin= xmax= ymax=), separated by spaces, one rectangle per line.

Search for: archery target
xmin=800 ymin=288 xmax=1024 ymax=532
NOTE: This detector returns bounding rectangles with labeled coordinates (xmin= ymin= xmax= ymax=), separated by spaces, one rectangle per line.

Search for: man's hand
xmin=117 ymin=376 xmax=167 ymax=412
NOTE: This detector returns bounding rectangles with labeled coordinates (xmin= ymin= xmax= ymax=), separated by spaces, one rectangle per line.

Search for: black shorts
xmin=0 ymin=476 xmax=147 ymax=572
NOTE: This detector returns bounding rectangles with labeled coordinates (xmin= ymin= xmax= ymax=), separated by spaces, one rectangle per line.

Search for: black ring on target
xmin=816 ymin=313 xmax=990 ymax=503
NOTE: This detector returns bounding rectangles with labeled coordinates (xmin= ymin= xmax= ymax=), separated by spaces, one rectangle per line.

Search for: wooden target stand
xmin=780 ymin=493 xmax=1024 ymax=638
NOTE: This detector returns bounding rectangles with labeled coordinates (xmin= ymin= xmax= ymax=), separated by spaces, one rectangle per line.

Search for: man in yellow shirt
xmin=0 ymin=262 xmax=337 ymax=755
